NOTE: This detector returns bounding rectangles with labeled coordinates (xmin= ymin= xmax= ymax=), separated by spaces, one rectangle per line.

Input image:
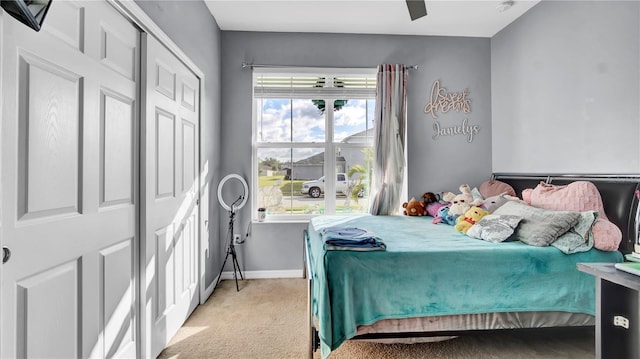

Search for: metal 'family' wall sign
xmin=424 ymin=80 xmax=479 ymax=143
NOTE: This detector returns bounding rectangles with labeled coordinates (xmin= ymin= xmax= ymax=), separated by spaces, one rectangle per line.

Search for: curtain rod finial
xmin=241 ymin=62 xmax=252 ymax=69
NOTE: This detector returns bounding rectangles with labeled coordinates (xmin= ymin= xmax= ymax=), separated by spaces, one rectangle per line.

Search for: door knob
xmin=2 ymin=246 xmax=10 ymax=264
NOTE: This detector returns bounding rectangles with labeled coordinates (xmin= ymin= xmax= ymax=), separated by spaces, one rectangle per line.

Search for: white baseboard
xmin=201 ymin=274 xmax=218 ymax=303
xmin=220 ymin=269 xmax=303 ymax=280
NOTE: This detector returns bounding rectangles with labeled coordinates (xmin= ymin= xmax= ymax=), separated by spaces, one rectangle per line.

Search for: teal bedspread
xmin=306 ymin=215 xmax=623 ymax=358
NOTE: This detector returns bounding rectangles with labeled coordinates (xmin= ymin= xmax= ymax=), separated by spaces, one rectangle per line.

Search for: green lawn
xmin=258 ymin=175 xmax=304 ymax=196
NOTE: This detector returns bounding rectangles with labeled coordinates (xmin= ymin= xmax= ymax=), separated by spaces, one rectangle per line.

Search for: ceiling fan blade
xmin=405 ymin=0 xmax=427 ymax=21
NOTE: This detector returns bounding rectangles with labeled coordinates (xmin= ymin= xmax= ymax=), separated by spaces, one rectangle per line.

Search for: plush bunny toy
xmin=442 ymin=184 xmax=483 ymax=216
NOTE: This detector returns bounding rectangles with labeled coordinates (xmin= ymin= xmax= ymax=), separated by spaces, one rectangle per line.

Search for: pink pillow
xmin=521 ymin=188 xmax=533 ymax=204
xmin=479 ymin=180 xmax=516 ymax=199
xmin=526 ymin=181 xmax=621 ymax=251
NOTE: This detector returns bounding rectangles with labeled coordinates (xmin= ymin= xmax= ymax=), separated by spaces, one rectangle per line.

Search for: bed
xmin=303 ymin=174 xmax=640 ymax=358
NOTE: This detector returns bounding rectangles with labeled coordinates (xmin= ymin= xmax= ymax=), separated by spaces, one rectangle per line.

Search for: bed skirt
xmin=354 ymin=311 xmax=594 ymax=344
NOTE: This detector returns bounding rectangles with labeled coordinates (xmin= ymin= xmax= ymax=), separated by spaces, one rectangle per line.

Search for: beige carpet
xmin=157 ymin=278 xmax=595 ymax=359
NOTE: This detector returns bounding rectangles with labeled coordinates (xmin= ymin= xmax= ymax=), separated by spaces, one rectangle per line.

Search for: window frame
xmin=251 ymin=67 xmax=377 ymax=222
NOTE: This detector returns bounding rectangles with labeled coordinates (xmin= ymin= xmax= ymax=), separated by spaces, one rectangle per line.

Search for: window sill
xmin=251 ymin=219 xmax=310 ymax=224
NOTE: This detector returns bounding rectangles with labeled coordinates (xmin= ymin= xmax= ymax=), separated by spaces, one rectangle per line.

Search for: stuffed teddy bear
xmin=422 ymin=192 xmax=446 ymax=217
xmin=402 ymin=197 xmax=426 ymax=216
xmin=442 ymin=184 xmax=483 ymax=216
xmin=454 ymin=206 xmax=489 ymax=234
xmin=432 ymin=205 xmax=458 ymax=225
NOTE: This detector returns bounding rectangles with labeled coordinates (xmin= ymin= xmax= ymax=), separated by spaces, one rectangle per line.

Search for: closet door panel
xmin=1 ymin=2 xmax=139 ymax=358
xmin=142 ymin=33 xmax=200 ymax=358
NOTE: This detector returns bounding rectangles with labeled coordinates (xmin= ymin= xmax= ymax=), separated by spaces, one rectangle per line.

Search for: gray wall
xmin=220 ymin=31 xmax=493 ymax=272
xmin=135 ymin=0 xmax=223 ymax=287
xmin=491 ymin=0 xmax=640 ymax=174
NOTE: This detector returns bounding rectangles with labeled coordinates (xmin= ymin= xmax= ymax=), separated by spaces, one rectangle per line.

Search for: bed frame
xmin=304 ymin=174 xmax=640 ymax=358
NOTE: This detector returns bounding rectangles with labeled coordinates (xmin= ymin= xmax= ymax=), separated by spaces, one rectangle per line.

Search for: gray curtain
xmin=369 ymin=64 xmax=408 ymax=215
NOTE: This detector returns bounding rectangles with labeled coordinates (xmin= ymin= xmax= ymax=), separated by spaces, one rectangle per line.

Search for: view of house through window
xmin=253 ymin=69 xmax=376 ymax=219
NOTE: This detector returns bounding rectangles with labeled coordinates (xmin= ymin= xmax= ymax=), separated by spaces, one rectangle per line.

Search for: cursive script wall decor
xmin=424 ymin=80 xmax=479 ymax=143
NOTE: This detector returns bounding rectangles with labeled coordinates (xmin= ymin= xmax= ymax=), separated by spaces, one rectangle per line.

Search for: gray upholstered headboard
xmin=492 ymin=174 xmax=640 ymax=254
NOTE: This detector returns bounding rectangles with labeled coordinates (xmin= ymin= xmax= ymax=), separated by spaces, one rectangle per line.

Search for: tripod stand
xmin=215 ymin=196 xmax=244 ymax=292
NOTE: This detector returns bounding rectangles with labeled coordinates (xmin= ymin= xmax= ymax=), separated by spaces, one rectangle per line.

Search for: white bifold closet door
xmin=141 ymin=33 xmax=201 ymax=359
xmin=1 ymin=1 xmax=139 ymax=358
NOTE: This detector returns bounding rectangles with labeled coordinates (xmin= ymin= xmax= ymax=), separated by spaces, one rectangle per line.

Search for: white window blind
xmin=254 ymin=73 xmax=377 ymax=99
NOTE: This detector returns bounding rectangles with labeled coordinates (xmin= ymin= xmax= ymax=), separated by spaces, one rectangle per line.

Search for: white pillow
xmin=466 ymin=214 xmax=522 ymax=243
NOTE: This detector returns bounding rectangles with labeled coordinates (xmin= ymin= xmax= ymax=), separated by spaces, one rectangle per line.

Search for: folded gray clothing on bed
xmin=320 ymin=226 xmax=386 ymax=251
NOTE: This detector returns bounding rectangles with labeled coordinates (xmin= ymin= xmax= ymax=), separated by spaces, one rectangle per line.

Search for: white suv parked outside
xmin=301 ymin=173 xmax=363 ymax=198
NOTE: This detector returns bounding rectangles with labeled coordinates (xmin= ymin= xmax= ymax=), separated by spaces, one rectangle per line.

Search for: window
xmin=252 ymin=68 xmax=377 ymax=220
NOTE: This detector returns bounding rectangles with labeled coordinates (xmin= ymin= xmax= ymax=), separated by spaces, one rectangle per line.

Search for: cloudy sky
xmin=257 ymin=98 xmax=375 ymax=142
xmin=256 ymin=98 xmax=375 ymax=163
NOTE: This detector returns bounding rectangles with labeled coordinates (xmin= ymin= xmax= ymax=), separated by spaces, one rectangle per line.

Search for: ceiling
xmin=204 ymin=0 xmax=541 ymax=38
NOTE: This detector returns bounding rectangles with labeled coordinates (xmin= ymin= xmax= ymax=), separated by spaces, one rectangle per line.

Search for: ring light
xmin=217 ymin=174 xmax=248 ymax=212
xmin=215 ymin=173 xmax=249 ymax=292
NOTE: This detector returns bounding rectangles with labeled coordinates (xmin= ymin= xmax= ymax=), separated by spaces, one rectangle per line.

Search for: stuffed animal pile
xmin=425 ymin=182 xmax=516 ymax=226
xmin=413 ymin=180 xmax=554 ymax=245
